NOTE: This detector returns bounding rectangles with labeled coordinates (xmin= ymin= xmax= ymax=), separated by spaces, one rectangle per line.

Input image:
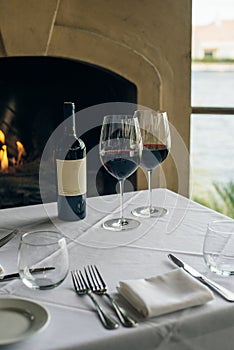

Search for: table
xmin=1 ymin=189 xmax=234 ymax=350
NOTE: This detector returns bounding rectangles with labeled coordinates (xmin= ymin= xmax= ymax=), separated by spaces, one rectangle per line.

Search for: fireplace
xmin=0 ymin=56 xmax=137 ymax=208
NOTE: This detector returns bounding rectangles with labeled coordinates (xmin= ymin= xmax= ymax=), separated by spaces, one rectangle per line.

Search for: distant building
xmin=192 ymin=20 xmax=234 ymax=59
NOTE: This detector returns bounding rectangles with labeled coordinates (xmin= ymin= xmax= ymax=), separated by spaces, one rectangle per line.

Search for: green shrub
xmin=192 ymin=181 xmax=234 ymax=218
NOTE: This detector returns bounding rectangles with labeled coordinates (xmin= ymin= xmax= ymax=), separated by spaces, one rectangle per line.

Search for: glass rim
xmin=208 ymin=219 xmax=234 ymax=233
xmin=21 ymin=230 xmax=64 ymax=246
xmin=103 ymin=114 xmax=134 ymax=122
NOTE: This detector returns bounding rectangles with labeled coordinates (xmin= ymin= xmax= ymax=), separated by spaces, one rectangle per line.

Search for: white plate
xmin=0 ymin=297 xmax=49 ymax=345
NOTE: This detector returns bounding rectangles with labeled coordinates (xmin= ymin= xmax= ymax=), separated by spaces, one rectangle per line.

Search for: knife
xmin=168 ymin=253 xmax=234 ymax=302
xmin=0 ymin=229 xmax=19 ymax=248
xmin=0 ymin=266 xmax=55 ymax=281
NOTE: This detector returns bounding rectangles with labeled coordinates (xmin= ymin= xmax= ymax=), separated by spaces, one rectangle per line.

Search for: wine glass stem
xmin=119 ymin=179 xmax=125 ymax=224
xmin=148 ymin=170 xmax=153 ymax=213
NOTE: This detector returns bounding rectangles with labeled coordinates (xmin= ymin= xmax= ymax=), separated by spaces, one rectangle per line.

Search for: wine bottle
xmin=56 ymin=102 xmax=86 ymax=221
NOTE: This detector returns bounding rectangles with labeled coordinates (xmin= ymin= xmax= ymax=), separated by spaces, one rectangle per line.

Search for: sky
xmin=192 ymin=0 xmax=234 ymax=25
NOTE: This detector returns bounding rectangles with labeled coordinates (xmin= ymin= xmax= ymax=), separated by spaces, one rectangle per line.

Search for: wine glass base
xmin=102 ymin=218 xmax=140 ymax=231
xmin=131 ymin=206 xmax=167 ymax=218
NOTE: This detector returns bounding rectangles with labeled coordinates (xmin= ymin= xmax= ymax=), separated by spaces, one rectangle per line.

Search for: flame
xmin=0 ymin=130 xmax=5 ymax=144
xmin=16 ymin=140 xmax=25 ymax=165
xmin=0 ymin=130 xmax=8 ymax=171
xmin=0 ymin=130 xmax=25 ymax=172
xmin=1 ymin=145 xmax=8 ymax=171
xmin=0 ymin=149 xmax=3 ymax=163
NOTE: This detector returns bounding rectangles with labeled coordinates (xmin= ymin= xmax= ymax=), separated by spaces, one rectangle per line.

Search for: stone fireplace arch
xmin=48 ymin=25 xmax=163 ymax=110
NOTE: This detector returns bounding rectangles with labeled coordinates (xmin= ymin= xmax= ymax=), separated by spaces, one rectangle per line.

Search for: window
xmin=191 ymin=0 xmax=234 ymax=218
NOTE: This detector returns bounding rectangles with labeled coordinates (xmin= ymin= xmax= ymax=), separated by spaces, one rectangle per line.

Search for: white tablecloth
xmin=1 ymin=189 xmax=234 ymax=350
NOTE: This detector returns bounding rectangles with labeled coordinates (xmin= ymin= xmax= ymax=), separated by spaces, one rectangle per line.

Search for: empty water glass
xmin=203 ymin=220 xmax=234 ymax=276
xmin=18 ymin=230 xmax=69 ymax=289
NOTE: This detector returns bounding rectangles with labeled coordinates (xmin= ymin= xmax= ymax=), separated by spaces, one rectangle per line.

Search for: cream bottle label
xmin=56 ymin=158 xmax=87 ymax=196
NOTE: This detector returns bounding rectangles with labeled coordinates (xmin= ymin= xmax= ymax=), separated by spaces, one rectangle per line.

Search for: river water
xmin=190 ymin=66 xmax=234 ymax=198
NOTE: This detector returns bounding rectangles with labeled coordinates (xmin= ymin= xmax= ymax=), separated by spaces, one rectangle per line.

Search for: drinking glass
xmin=99 ymin=114 xmax=142 ymax=231
xmin=203 ymin=220 xmax=234 ymax=276
xmin=132 ymin=110 xmax=171 ymax=218
xmin=18 ymin=230 xmax=69 ymax=289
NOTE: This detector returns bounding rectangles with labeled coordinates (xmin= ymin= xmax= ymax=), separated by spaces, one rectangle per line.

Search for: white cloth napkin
xmin=118 ymin=269 xmax=214 ymax=318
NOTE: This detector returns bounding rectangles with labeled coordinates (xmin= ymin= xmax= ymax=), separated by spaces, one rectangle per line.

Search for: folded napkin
xmin=118 ymin=269 xmax=214 ymax=318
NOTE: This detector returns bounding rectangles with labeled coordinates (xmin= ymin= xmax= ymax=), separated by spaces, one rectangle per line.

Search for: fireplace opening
xmin=0 ymin=56 xmax=137 ymax=209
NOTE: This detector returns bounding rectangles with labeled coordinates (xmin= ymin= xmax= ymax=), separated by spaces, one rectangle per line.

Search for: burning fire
xmin=0 ymin=145 xmax=8 ymax=171
xmin=0 ymin=130 xmax=25 ymax=172
xmin=0 ymin=130 xmax=5 ymax=144
xmin=16 ymin=141 xmax=25 ymax=166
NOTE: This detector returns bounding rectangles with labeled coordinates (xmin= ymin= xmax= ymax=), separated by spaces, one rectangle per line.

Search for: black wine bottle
xmin=56 ymin=102 xmax=86 ymax=221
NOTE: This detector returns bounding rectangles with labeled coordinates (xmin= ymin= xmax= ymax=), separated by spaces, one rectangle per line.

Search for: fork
xmin=85 ymin=265 xmax=138 ymax=327
xmin=71 ymin=270 xmax=119 ymax=330
xmin=0 ymin=229 xmax=19 ymax=248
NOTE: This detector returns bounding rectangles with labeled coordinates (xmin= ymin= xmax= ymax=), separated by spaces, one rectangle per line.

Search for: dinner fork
xmin=85 ymin=265 xmax=138 ymax=327
xmin=0 ymin=229 xmax=19 ymax=248
xmin=71 ymin=270 xmax=119 ymax=330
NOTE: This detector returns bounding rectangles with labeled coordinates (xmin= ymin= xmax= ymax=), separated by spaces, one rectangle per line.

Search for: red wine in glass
xmin=132 ymin=110 xmax=171 ymax=218
xmin=99 ymin=115 xmax=142 ymax=231
xmin=103 ymin=155 xmax=139 ymax=180
xmin=141 ymin=144 xmax=169 ymax=170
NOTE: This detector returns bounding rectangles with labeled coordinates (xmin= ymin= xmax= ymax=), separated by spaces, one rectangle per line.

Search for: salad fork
xmin=85 ymin=265 xmax=138 ymax=327
xmin=71 ymin=270 xmax=119 ymax=330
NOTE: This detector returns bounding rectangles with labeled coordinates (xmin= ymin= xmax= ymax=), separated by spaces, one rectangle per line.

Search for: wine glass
xmin=18 ymin=230 xmax=69 ymax=289
xmin=99 ymin=114 xmax=142 ymax=231
xmin=132 ymin=110 xmax=171 ymax=218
